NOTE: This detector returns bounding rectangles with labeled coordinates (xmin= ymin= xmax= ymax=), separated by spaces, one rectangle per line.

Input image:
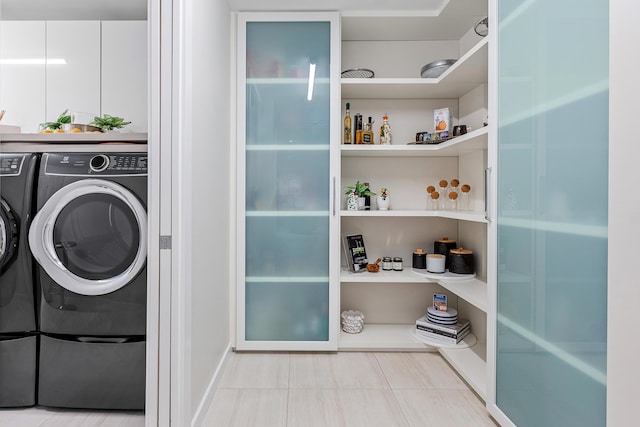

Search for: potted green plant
xmin=90 ymin=114 xmax=131 ymax=132
xmin=345 ymin=181 xmax=375 ymax=210
xmin=39 ymin=109 xmax=71 ymax=132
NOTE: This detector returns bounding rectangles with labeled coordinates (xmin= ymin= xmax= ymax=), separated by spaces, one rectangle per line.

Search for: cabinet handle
xmin=332 ymin=176 xmax=336 ymax=216
xmin=485 ymin=167 xmax=492 ymax=223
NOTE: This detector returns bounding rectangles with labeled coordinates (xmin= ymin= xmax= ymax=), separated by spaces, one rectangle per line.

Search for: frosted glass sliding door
xmin=496 ymin=1 xmax=608 ymax=425
xmin=237 ymin=14 xmax=338 ymax=350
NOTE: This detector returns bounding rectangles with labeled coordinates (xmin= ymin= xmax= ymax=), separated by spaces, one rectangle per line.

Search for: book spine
xmin=416 ymin=324 xmax=468 ymax=339
xmin=416 ymin=328 xmax=469 ymax=344
xmin=416 ymin=330 xmax=462 ymax=345
xmin=416 ymin=318 xmax=470 ymax=335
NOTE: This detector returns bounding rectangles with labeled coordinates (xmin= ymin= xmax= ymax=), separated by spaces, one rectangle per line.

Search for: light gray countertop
xmin=0 ymin=132 xmax=148 ymax=152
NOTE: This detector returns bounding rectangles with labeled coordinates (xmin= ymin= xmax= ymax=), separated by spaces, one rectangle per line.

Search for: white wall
xmin=178 ymin=0 xmax=232 ymax=424
xmin=184 ymin=0 xmax=235 ymax=424
xmin=607 ymin=1 xmax=640 ymax=425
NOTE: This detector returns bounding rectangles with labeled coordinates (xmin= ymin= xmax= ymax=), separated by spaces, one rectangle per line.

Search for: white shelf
xmin=339 ymin=324 xmax=435 ymax=351
xmin=439 ymin=341 xmax=487 ymax=401
xmin=439 ymin=278 xmax=488 ymax=313
xmin=340 ymin=127 xmax=488 ymax=157
xmin=341 ymin=38 xmax=488 ymax=99
xmin=340 ymin=209 xmax=488 ymax=223
xmin=341 ymin=268 xmax=430 ymax=283
xmin=340 ymin=268 xmax=487 ymax=314
xmin=411 ymin=270 xmax=487 ymax=313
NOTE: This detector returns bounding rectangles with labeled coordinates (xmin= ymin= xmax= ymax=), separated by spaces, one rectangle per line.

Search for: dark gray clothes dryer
xmin=29 ymin=152 xmax=147 ymax=410
xmin=0 ymin=153 xmax=38 ymax=408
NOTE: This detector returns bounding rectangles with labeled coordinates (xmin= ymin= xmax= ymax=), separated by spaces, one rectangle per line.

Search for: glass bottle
xmin=380 ymin=115 xmax=392 ymax=145
xmin=343 ymin=103 xmax=352 ymax=144
xmin=429 ymin=190 xmax=440 ymax=210
xmin=438 ymin=179 xmax=449 ymax=199
xmin=362 ymin=117 xmax=374 ymax=144
xmin=354 ymin=113 xmax=363 ymax=144
xmin=447 ymin=191 xmax=458 ymax=210
xmin=459 ymin=184 xmax=472 ymax=211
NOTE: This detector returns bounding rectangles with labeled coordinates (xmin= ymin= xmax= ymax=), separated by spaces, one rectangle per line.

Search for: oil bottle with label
xmin=343 ymin=103 xmax=352 ymax=144
xmin=362 ymin=117 xmax=374 ymax=144
xmin=380 ymin=115 xmax=392 ymax=145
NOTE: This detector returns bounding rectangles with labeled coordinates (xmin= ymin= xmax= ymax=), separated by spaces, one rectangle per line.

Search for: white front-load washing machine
xmin=29 ymin=152 xmax=147 ymax=410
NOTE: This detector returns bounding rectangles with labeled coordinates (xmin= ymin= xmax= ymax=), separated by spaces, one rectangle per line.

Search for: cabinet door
xmin=46 ymin=21 xmax=101 ymax=122
xmin=493 ymin=0 xmax=608 ymax=425
xmin=0 ymin=21 xmax=46 ymax=133
xmin=101 ymin=21 xmax=147 ymax=132
xmin=236 ymin=13 xmax=339 ymax=350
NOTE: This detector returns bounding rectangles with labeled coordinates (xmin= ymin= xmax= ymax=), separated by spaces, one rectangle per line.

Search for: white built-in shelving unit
xmin=338 ymin=12 xmax=489 ymax=401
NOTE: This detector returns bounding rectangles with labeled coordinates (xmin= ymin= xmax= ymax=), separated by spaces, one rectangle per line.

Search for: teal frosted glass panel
xmin=246 ymin=217 xmax=329 ymax=277
xmin=245 ymin=281 xmax=329 ymax=341
xmin=246 ymin=150 xmax=330 ymax=212
xmin=244 ymin=21 xmax=331 ymax=342
xmin=246 ymin=22 xmax=330 ymax=146
xmin=497 ymin=1 xmax=608 ymax=426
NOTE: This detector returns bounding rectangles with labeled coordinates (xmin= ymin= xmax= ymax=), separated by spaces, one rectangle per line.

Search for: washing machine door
xmin=0 ymin=199 xmax=18 ymax=273
xmin=29 ymin=179 xmax=147 ymax=296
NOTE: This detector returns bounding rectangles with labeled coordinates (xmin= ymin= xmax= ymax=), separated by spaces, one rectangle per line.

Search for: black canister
xmin=412 ymin=249 xmax=427 ymax=269
xmin=449 ymin=248 xmax=475 ymax=274
xmin=434 ymin=237 xmax=457 ymax=270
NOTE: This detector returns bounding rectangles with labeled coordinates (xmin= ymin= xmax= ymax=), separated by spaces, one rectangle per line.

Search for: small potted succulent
xmin=345 ymin=181 xmax=375 ymax=211
xmin=39 ymin=109 xmax=71 ymax=133
xmin=377 ymin=188 xmax=390 ymax=210
xmin=90 ymin=114 xmax=131 ymax=132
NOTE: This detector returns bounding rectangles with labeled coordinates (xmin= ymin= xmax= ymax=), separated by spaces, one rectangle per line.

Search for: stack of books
xmin=415 ymin=307 xmax=470 ymax=344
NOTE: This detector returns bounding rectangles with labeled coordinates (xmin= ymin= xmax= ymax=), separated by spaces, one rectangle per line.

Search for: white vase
xmin=377 ymin=196 xmax=390 ymax=210
xmin=347 ymin=193 xmax=358 ymax=211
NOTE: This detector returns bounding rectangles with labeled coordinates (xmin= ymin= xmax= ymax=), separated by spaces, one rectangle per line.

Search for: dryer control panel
xmin=44 ymin=153 xmax=148 ymax=176
xmin=0 ymin=154 xmax=25 ymax=176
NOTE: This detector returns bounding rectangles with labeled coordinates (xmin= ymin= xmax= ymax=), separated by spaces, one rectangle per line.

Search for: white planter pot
xmin=377 ymin=196 xmax=390 ymax=210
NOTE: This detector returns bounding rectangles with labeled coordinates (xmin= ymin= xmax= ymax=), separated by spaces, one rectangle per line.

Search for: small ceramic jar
xmin=426 ymin=253 xmax=446 ymax=273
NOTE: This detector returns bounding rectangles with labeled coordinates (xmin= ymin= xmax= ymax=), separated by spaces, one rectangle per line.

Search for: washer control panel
xmin=0 ymin=154 xmax=25 ymax=176
xmin=44 ymin=153 xmax=148 ymax=176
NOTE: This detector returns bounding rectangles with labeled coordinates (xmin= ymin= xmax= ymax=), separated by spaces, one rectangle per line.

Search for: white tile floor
xmin=0 ymin=407 xmax=144 ymax=427
xmin=1 ymin=351 xmax=496 ymax=426
xmin=202 ymin=351 xmax=497 ymax=427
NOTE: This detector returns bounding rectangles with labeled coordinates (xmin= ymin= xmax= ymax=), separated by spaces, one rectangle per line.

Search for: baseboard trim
xmin=191 ymin=342 xmax=232 ymax=427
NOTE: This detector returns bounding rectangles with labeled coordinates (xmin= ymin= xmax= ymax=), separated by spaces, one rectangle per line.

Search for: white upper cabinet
xmin=1 ymin=20 xmax=147 ymax=133
xmin=101 ymin=21 xmax=147 ymax=132
xmin=0 ymin=21 xmax=46 ymax=133
xmin=46 ymin=21 xmax=101 ymax=123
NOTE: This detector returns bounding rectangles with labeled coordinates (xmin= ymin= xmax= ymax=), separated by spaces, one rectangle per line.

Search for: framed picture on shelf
xmin=343 ymin=234 xmax=369 ymax=272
